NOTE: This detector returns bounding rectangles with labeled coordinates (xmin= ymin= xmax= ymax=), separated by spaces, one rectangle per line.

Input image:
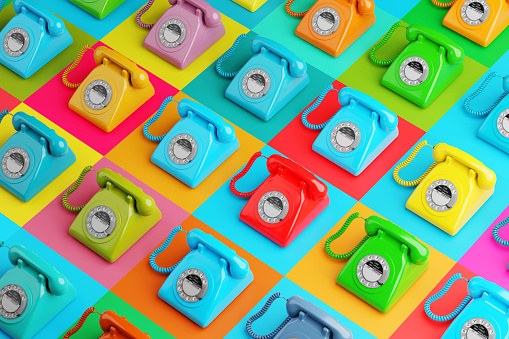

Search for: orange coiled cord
xmin=63 ymin=307 xmax=101 ymax=338
xmin=62 ymin=44 xmax=92 ymax=89
xmin=285 ymin=0 xmax=308 ymax=17
xmin=430 ymin=0 xmax=457 ymax=7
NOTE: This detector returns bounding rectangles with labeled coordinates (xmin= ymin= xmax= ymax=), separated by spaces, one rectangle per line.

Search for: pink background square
xmin=0 ymin=88 xmax=21 ymax=112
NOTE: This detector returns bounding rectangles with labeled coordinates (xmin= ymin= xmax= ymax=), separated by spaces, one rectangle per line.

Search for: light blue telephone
xmin=0 ymin=0 xmax=73 ymax=78
xmin=464 ymin=72 xmax=509 ymax=154
xmin=0 ymin=110 xmax=76 ymax=202
xmin=216 ymin=34 xmax=309 ymax=121
xmin=144 ymin=97 xmax=239 ymax=188
xmin=302 ymin=86 xmax=399 ymax=176
xmin=0 ymin=241 xmax=77 ymax=339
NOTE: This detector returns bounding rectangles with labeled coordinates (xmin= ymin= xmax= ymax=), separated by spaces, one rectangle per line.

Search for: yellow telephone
xmin=62 ymin=45 xmax=155 ymax=132
xmin=394 ymin=141 xmax=496 ymax=235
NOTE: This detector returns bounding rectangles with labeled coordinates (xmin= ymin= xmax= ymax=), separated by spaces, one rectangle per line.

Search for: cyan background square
xmin=374 ymin=0 xmax=421 ymax=19
xmin=213 ymin=0 xmax=285 ymax=29
xmin=0 ymin=213 xmax=19 ymax=241
xmin=193 ymin=145 xmax=356 ymax=275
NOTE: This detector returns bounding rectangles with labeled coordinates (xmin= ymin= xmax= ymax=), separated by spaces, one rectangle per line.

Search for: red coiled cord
xmin=230 ymin=152 xmax=266 ymax=198
xmin=64 ymin=307 xmax=101 ymax=338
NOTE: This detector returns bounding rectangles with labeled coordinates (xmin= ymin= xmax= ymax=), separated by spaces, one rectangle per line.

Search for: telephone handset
xmin=325 ymin=213 xmax=429 ymax=312
xmin=151 ymin=226 xmax=253 ymax=327
xmin=144 ymin=96 xmax=239 ymax=188
xmin=246 ymin=293 xmax=353 ymax=339
xmin=303 ymin=85 xmax=399 ymax=176
xmin=431 ymin=0 xmax=509 ymax=47
xmin=0 ymin=110 xmax=76 ymax=202
xmin=425 ymin=274 xmax=509 ymax=339
xmin=63 ymin=45 xmax=155 ymax=132
xmin=230 ymin=152 xmax=329 ymax=247
xmin=231 ymin=0 xmax=268 ymax=12
xmin=0 ymin=242 xmax=77 ymax=339
xmin=137 ymin=0 xmax=225 ymax=69
xmin=67 ymin=0 xmax=127 ymax=20
xmin=63 ymin=166 xmax=162 ymax=262
xmin=216 ymin=34 xmax=310 ymax=121
xmin=0 ymin=0 xmax=73 ymax=78
xmin=394 ymin=141 xmax=496 ymax=235
xmin=370 ymin=22 xmax=465 ymax=108
xmin=286 ymin=0 xmax=376 ymax=57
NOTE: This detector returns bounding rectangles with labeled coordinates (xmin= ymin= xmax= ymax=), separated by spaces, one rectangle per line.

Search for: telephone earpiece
xmin=185 ymin=0 xmax=223 ymax=27
xmin=357 ymin=0 xmax=375 ymax=15
xmin=503 ymin=75 xmax=509 ymax=92
xmin=14 ymin=0 xmax=66 ymax=36
xmin=251 ymin=36 xmax=307 ymax=78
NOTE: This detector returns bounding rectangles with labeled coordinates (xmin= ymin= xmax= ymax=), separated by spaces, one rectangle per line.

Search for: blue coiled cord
xmin=464 ymin=72 xmax=508 ymax=117
xmin=246 ymin=292 xmax=292 ymax=339
xmin=143 ymin=96 xmax=175 ymax=142
xmin=0 ymin=109 xmax=11 ymax=124
xmin=216 ymin=34 xmax=248 ymax=79
xmin=424 ymin=273 xmax=472 ymax=322
xmin=150 ymin=226 xmax=189 ymax=274
xmin=301 ymin=85 xmax=338 ymax=130
xmin=0 ymin=0 xmax=5 ymax=10
xmin=493 ymin=216 xmax=509 ymax=246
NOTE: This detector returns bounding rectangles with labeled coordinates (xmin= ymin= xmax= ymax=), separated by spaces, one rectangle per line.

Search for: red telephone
xmin=231 ymin=152 xmax=330 ymax=247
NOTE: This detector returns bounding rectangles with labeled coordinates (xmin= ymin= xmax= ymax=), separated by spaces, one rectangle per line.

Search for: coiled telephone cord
xmin=285 ymin=0 xmax=308 ymax=17
xmin=301 ymin=85 xmax=339 ymax=130
xmin=62 ymin=166 xmax=95 ymax=213
xmin=63 ymin=307 xmax=106 ymax=338
xmin=424 ymin=273 xmax=472 ymax=322
xmin=493 ymin=216 xmax=509 ymax=246
xmin=369 ymin=21 xmax=404 ymax=66
xmin=136 ymin=0 xmax=157 ymax=29
xmin=62 ymin=45 xmax=92 ymax=89
xmin=143 ymin=96 xmax=175 ymax=142
xmin=150 ymin=225 xmax=189 ymax=274
xmin=324 ymin=212 xmax=370 ymax=260
xmin=246 ymin=292 xmax=292 ymax=339
xmin=0 ymin=0 xmax=5 ymax=10
xmin=0 ymin=109 xmax=12 ymax=124
xmin=464 ymin=72 xmax=508 ymax=117
xmin=430 ymin=0 xmax=457 ymax=7
xmin=230 ymin=151 xmax=267 ymax=198
xmin=216 ymin=34 xmax=248 ymax=78
xmin=393 ymin=141 xmax=437 ymax=187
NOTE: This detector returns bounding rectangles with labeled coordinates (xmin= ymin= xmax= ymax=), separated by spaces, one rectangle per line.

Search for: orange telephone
xmin=62 ymin=45 xmax=155 ymax=132
xmin=286 ymin=0 xmax=376 ymax=57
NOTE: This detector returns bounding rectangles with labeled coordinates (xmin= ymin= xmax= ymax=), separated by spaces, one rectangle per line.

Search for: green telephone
xmin=325 ymin=213 xmax=429 ymax=312
xmin=370 ymin=23 xmax=464 ymax=108
xmin=62 ymin=166 xmax=162 ymax=263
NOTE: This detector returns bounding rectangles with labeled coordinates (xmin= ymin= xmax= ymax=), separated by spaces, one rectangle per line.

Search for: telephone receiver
xmin=468 ymin=276 xmax=509 ymax=305
xmin=353 ymin=0 xmax=375 ymax=15
xmin=8 ymin=244 xmax=69 ymax=295
xmin=504 ymin=75 xmax=509 ymax=92
xmin=187 ymin=229 xmax=249 ymax=279
xmin=433 ymin=143 xmax=496 ymax=190
xmin=267 ymin=154 xmax=328 ymax=201
xmin=99 ymin=310 xmax=151 ymax=338
xmin=251 ymin=36 xmax=307 ymax=78
xmin=407 ymin=24 xmax=464 ymax=65
xmin=365 ymin=216 xmax=429 ymax=265
xmin=13 ymin=0 xmax=66 ymax=36
xmin=96 ymin=168 xmax=157 ymax=216
xmin=338 ymin=87 xmax=398 ymax=131
xmin=177 ymin=99 xmax=236 ymax=143
xmin=12 ymin=112 xmax=68 ymax=157
xmin=93 ymin=46 xmax=150 ymax=89
xmin=169 ymin=0 xmax=222 ymax=27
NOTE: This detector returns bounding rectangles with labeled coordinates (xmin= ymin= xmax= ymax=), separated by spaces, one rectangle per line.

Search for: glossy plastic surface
xmin=99 ymin=310 xmax=152 ymax=339
xmin=478 ymin=91 xmax=509 ymax=154
xmin=232 ymin=0 xmax=268 ymax=12
xmin=67 ymin=0 xmax=127 ymax=20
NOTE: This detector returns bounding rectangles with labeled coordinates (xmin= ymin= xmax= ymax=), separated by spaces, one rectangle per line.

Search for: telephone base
xmin=231 ymin=0 xmax=268 ymax=12
xmin=67 ymin=0 xmax=126 ymax=19
xmin=477 ymin=99 xmax=509 ymax=154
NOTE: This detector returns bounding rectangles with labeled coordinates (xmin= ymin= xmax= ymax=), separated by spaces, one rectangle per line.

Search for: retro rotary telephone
xmin=144 ymin=96 xmax=239 ymax=188
xmin=0 ymin=110 xmax=76 ymax=202
xmin=136 ymin=0 xmax=225 ymax=69
xmin=63 ymin=307 xmax=151 ymax=339
xmin=464 ymin=72 xmax=509 ymax=154
xmin=0 ymin=242 xmax=77 ymax=339
xmin=231 ymin=0 xmax=267 ymax=12
xmin=62 ymin=45 xmax=155 ymax=132
xmin=67 ymin=0 xmax=126 ymax=19
xmin=245 ymin=293 xmax=353 ymax=339
xmin=150 ymin=226 xmax=253 ymax=327
xmin=216 ymin=34 xmax=309 ymax=121
xmin=230 ymin=152 xmax=329 ymax=247
xmin=0 ymin=0 xmax=73 ymax=78
xmin=325 ymin=213 xmax=429 ymax=312
xmin=393 ymin=141 xmax=496 ymax=235
xmin=431 ymin=0 xmax=509 ymax=47
xmin=370 ymin=22 xmax=465 ymax=108
xmin=285 ymin=0 xmax=375 ymax=57
xmin=425 ymin=274 xmax=509 ymax=339
xmin=62 ymin=166 xmax=162 ymax=263
xmin=302 ymin=85 xmax=399 ymax=176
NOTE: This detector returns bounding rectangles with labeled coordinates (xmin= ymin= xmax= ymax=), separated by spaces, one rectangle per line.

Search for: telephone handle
xmin=8 ymin=244 xmax=69 ymax=296
xmin=179 ymin=0 xmax=222 ymax=27
xmin=99 ymin=311 xmax=151 ymax=339
xmin=406 ymin=24 xmax=464 ymax=65
xmin=338 ymin=87 xmax=397 ymax=131
xmin=266 ymin=154 xmax=328 ymax=201
xmin=286 ymin=296 xmax=353 ymax=339
xmin=503 ymin=75 xmax=509 ymax=92
xmin=433 ymin=143 xmax=496 ymax=190
xmin=187 ymin=229 xmax=250 ymax=280
xmin=365 ymin=216 xmax=429 ymax=265
xmin=251 ymin=36 xmax=307 ymax=78
xmin=96 ymin=168 xmax=157 ymax=216
xmin=177 ymin=99 xmax=236 ymax=143
xmin=94 ymin=46 xmax=150 ymax=89
xmin=468 ymin=277 xmax=509 ymax=307
xmin=13 ymin=0 xmax=66 ymax=36
xmin=12 ymin=112 xmax=68 ymax=157
xmin=354 ymin=0 xmax=375 ymax=15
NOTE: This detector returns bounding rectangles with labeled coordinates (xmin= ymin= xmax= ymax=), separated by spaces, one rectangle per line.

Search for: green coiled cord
xmin=369 ymin=22 xmax=405 ymax=66
xmin=324 ymin=212 xmax=370 ymax=260
xmin=62 ymin=166 xmax=94 ymax=212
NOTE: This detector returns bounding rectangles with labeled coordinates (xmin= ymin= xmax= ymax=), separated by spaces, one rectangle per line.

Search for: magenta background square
xmin=23 ymin=157 xmax=190 ymax=289
xmin=24 ymin=41 xmax=179 ymax=155
xmin=459 ymin=204 xmax=509 ymax=290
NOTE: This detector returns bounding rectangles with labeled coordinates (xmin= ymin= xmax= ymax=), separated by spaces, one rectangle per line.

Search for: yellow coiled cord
xmin=62 ymin=45 xmax=92 ymax=89
xmin=431 ymin=0 xmax=457 ymax=8
xmin=393 ymin=141 xmax=437 ymax=187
